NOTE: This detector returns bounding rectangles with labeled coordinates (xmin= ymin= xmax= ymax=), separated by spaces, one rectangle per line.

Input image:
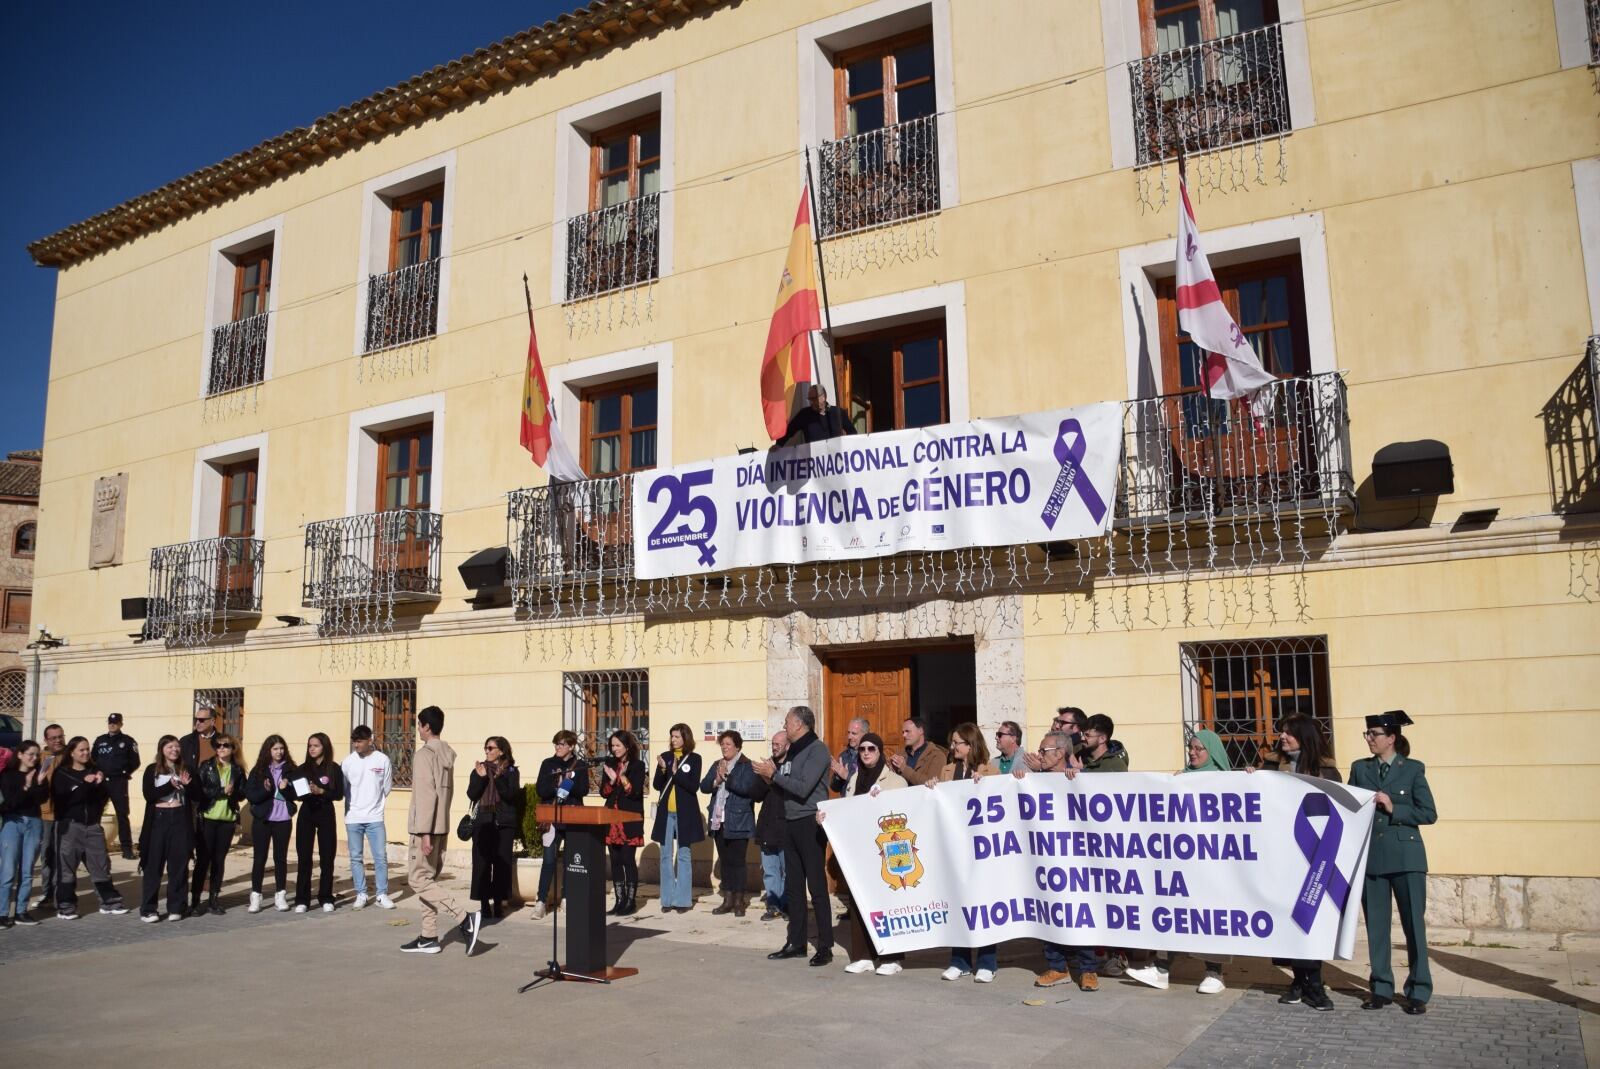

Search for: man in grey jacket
xmin=755 ymin=706 xmax=833 ymax=966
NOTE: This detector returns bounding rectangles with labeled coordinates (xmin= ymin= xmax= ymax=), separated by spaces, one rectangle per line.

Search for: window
xmin=219 ymin=461 xmax=258 ymax=538
xmin=376 ymin=424 xmax=434 ymax=512
xmin=0 ymin=669 xmax=24 ymax=713
xmin=390 ymin=186 xmax=444 ymax=270
xmin=1157 ymin=255 xmax=1307 ymax=396
xmin=2 ymin=590 xmax=31 ymax=633
xmin=833 ymin=30 xmax=936 ymax=138
xmin=232 ymin=245 xmax=272 ymax=321
xmin=833 ymin=322 xmax=948 ymax=434
xmin=590 ymin=116 xmax=661 ymax=210
xmin=208 ymin=242 xmax=273 ymax=396
xmin=563 ymin=669 xmax=649 ymax=791
xmin=353 ymin=679 xmax=416 ymax=788
xmin=580 ymin=377 xmax=657 ymax=477
xmin=12 ymin=522 xmax=35 ymax=558
xmin=195 ymin=688 xmax=245 ymax=749
xmin=1139 ymin=0 xmax=1277 ymax=56
xmin=1181 ymin=636 xmax=1330 ymax=769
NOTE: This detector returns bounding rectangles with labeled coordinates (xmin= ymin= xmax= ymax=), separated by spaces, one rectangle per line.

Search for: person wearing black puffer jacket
xmin=530 ymin=730 xmax=587 ymax=919
xmin=293 ymin=733 xmax=345 ymax=914
xmin=53 ymin=736 xmax=129 ymax=920
xmin=466 ymin=736 xmax=521 ymax=921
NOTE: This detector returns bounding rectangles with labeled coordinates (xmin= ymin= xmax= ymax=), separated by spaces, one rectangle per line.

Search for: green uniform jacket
xmin=1348 ymin=754 xmax=1436 ymax=876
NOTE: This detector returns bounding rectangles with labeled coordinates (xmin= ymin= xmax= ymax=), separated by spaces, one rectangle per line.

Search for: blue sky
xmin=1 ymin=0 xmax=576 ymax=458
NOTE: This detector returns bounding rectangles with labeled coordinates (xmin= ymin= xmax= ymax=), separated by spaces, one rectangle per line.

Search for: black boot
xmin=608 ymin=880 xmax=627 ymax=916
xmin=208 ymin=895 xmax=226 ymax=916
xmin=619 ymin=880 xmax=638 ymax=916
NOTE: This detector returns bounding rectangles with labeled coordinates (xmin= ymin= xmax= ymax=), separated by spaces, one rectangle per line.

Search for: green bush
xmin=518 ymin=784 xmax=544 ymax=858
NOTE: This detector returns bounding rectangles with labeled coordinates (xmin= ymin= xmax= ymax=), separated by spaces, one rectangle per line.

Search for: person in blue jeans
xmin=752 ymin=730 xmax=790 ymax=920
xmin=650 ymin=723 xmax=703 ymax=913
xmin=0 ymin=741 xmax=49 ymax=927
xmin=340 ymin=725 xmax=395 ymax=909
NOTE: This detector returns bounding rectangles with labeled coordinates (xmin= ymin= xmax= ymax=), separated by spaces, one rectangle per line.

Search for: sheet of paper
xmin=292 ymin=777 xmax=312 ymax=797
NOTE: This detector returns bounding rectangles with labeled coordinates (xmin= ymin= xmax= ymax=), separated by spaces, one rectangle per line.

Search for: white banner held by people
xmin=632 ymin=403 xmax=1122 ymax=579
xmin=818 ymin=771 xmax=1375 ymax=960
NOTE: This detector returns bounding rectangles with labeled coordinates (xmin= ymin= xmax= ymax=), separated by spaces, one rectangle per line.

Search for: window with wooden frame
xmin=833 ymin=29 xmax=936 ymax=138
xmin=389 ymin=185 xmax=444 ymax=270
xmin=1138 ymin=0 xmax=1278 ymax=55
xmin=1156 ymin=254 xmax=1307 ymax=397
xmin=1182 ymin=636 xmax=1331 ymax=770
xmin=833 ymin=322 xmax=948 ymax=434
xmin=376 ymin=424 xmax=433 ymax=513
xmin=2 ymin=590 xmax=30 ymax=633
xmin=581 ymin=376 xmax=658 ymax=477
xmin=215 ymin=460 xmax=258 ymax=608
xmin=563 ymin=669 xmax=649 ymax=790
xmin=352 ymin=678 xmax=416 ymax=788
xmin=12 ymin=522 xmax=35 ymax=558
xmin=589 ymin=116 xmax=662 ymax=211
xmin=231 ymin=245 xmax=272 ymax=321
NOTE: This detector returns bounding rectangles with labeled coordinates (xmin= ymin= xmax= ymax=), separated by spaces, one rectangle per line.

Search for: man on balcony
xmin=779 ymin=386 xmax=854 ymax=446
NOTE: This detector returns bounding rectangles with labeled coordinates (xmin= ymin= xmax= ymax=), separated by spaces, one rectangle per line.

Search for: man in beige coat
xmin=400 ymin=705 xmax=480 ymax=955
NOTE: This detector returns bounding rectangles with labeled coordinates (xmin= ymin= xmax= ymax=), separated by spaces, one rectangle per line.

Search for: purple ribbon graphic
xmin=1039 ymin=418 xmax=1108 ymax=530
xmin=1291 ymin=792 xmax=1351 ymax=934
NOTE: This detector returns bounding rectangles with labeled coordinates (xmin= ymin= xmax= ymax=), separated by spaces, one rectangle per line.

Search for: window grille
xmin=194 ymin=688 xmax=245 ymax=749
xmin=365 ymin=259 xmax=440 ymax=352
xmin=1179 ymin=636 xmax=1331 ymax=770
xmin=207 ymin=312 xmax=269 ymax=396
xmin=562 ymin=669 xmax=649 ymax=792
xmin=352 ymin=678 xmax=417 ymax=788
xmin=0 ymin=670 xmax=25 ymax=713
xmin=1541 ymin=336 xmax=1600 ymax=514
xmin=565 ymin=192 xmax=661 ymax=303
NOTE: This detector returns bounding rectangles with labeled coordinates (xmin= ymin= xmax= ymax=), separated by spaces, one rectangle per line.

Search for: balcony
xmin=364 ymin=259 xmax=440 ymax=352
xmin=565 ymin=194 xmax=661 ymax=303
xmin=1542 ymin=336 xmax=1600 ymax=514
xmin=1129 ymin=23 xmax=1289 ymax=167
xmin=1590 ymin=0 xmax=1600 ymax=66
xmin=508 ymin=474 xmax=634 ymax=594
xmin=146 ymin=537 xmax=264 ymax=646
xmin=206 ymin=312 xmax=268 ymax=396
xmin=302 ymin=509 xmax=442 ymax=613
xmin=1117 ymin=372 xmax=1353 ymax=526
xmin=815 ymin=113 xmax=941 ymax=238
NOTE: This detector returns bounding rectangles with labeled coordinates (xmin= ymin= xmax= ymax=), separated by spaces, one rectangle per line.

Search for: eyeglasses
xmin=1039 ymin=745 xmax=1062 ymax=754
xmin=1362 ymin=730 xmax=1386 ymax=738
xmin=995 ymin=731 xmax=1016 ymax=739
xmin=858 ymin=745 xmax=879 ymax=753
xmin=217 ymin=744 xmax=234 ymax=750
xmin=195 ymin=717 xmax=212 ymax=723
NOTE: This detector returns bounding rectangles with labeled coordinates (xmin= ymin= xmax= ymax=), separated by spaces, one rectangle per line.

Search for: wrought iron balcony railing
xmin=816 ymin=113 xmax=941 ymax=238
xmin=302 ymin=509 xmax=443 ymax=610
xmin=1589 ymin=0 xmax=1600 ymax=65
xmin=1129 ymin=23 xmax=1289 ymax=166
xmin=1117 ymin=371 xmax=1352 ymax=526
xmin=147 ymin=537 xmax=264 ymax=646
xmin=1542 ymin=336 xmax=1600 ymax=514
xmin=565 ymin=193 xmax=661 ymax=303
xmin=364 ymin=259 xmax=440 ymax=352
xmin=508 ymin=473 xmax=634 ymax=591
xmin=207 ymin=312 xmax=269 ymax=396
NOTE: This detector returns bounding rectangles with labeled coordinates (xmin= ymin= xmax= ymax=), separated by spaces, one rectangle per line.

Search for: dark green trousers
xmin=1362 ymin=870 xmax=1432 ymax=1003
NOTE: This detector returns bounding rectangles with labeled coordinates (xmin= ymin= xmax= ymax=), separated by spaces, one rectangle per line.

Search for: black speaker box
xmin=458 ymin=546 xmax=509 ymax=590
xmin=121 ymin=597 xmax=149 ymax=620
xmin=1372 ymin=440 xmax=1454 ymax=500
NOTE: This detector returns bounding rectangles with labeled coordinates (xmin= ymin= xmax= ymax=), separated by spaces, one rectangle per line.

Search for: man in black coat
xmin=780 ymin=386 xmax=855 ymax=445
xmin=750 ymin=730 xmax=789 ymax=921
xmin=92 ymin=714 xmax=140 ymax=859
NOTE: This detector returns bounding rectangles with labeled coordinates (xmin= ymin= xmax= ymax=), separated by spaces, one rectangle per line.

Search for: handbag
xmin=455 ymin=803 xmax=477 ymax=842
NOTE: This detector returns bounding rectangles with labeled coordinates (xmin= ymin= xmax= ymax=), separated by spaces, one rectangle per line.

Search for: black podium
xmin=525 ymin=803 xmax=641 ymax=985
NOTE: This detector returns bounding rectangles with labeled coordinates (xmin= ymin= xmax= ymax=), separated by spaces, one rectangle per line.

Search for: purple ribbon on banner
xmin=1291 ymin=792 xmax=1351 ymax=934
xmin=1039 ymin=418 xmax=1108 ymax=530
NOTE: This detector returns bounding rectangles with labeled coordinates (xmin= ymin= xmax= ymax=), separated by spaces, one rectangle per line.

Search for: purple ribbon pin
xmin=1291 ymin=793 xmax=1351 ymax=934
xmin=1039 ymin=418 xmax=1108 ymax=530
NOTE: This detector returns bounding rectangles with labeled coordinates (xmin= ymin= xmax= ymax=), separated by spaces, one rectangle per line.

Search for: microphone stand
xmin=521 ymin=758 xmax=610 ymax=990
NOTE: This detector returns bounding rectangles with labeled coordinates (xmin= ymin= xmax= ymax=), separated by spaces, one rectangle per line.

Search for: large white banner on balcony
xmin=818 ymin=771 xmax=1376 ymax=959
xmin=631 ymin=403 xmax=1122 ymax=579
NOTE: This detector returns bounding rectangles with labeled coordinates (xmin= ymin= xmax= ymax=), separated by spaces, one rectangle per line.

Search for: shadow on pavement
xmin=1429 ymin=948 xmax=1600 ymax=1016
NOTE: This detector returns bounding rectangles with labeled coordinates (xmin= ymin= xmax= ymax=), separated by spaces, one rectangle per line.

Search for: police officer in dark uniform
xmin=1349 ymin=710 xmax=1435 ymax=1015
xmin=91 ymin=713 xmax=141 ymax=860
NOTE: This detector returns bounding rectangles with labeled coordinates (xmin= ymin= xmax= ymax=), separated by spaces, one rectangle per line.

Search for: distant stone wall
xmin=1427 ymin=875 xmax=1600 ymax=933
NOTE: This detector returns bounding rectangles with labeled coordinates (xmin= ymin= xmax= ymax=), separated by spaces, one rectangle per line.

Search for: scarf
xmin=1183 ymin=729 xmax=1230 ymax=773
xmin=850 ymin=733 xmax=887 ymax=796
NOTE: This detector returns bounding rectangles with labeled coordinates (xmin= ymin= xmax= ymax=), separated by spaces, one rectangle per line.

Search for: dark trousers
xmin=470 ymin=823 xmax=515 ymax=905
xmin=105 ymin=777 xmax=134 ymax=855
xmin=1364 ymin=870 xmax=1433 ymax=1004
xmin=608 ymin=844 xmax=638 ymax=884
xmin=193 ymin=819 xmax=234 ymax=901
xmin=295 ymin=806 xmax=338 ymax=906
xmin=783 ymin=817 xmax=832 ymax=951
xmin=714 ymin=831 xmax=749 ymax=894
xmin=1290 ymin=960 xmax=1326 ymax=989
xmin=849 ymin=907 xmax=904 ymax=964
xmin=251 ymin=818 xmax=291 ymax=894
xmin=537 ymin=832 xmax=565 ymax=903
xmin=141 ymin=808 xmax=192 ymax=915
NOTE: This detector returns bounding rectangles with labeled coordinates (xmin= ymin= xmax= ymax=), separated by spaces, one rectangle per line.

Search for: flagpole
xmin=803 ymin=148 xmax=837 ymax=399
xmin=1176 ymin=152 xmax=1224 ymax=487
xmin=522 ymin=272 xmax=535 ymax=330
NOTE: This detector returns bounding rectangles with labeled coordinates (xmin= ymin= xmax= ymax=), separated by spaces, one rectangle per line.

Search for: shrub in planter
xmin=519 ymin=783 xmax=544 ymax=858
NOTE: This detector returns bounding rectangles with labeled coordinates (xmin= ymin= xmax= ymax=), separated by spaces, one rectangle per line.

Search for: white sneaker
xmin=940 ymin=966 xmax=964 ymax=981
xmin=875 ymin=961 xmax=903 ymax=976
xmin=322 ymin=902 xmax=335 ymax=913
xmin=1197 ymin=973 xmax=1226 ymax=994
xmin=354 ymin=894 xmax=369 ymax=910
xmin=294 ymin=904 xmax=308 ymax=914
xmin=248 ymin=892 xmax=262 ymax=914
xmin=844 ymin=959 xmax=876 ymax=974
xmin=531 ymin=902 xmax=547 ymax=920
xmin=1126 ymin=963 xmax=1170 ymax=990
xmin=974 ymin=969 xmax=996 ymax=984
xmin=274 ymin=891 xmax=289 ymax=912
xmin=377 ymin=894 xmax=396 ymax=910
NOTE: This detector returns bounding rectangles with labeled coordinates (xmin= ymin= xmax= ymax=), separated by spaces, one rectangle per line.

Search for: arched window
xmin=12 ymin=522 xmax=35 ymax=558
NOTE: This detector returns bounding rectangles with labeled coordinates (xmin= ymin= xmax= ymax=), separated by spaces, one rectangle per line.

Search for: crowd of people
xmin=0 ymin=698 xmax=1436 ymax=1011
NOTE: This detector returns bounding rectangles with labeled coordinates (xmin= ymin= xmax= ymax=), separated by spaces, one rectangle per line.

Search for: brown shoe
xmin=1079 ymin=971 xmax=1099 ymax=992
xmin=733 ymin=892 xmax=749 ymax=917
xmin=1034 ymin=969 xmax=1073 ymax=988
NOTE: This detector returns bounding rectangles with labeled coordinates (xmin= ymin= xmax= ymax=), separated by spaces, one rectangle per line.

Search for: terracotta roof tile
xmin=0 ymin=459 xmax=40 ymax=500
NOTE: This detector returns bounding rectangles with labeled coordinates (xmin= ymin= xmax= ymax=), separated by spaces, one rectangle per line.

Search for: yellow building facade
xmin=27 ymin=0 xmax=1600 ymax=928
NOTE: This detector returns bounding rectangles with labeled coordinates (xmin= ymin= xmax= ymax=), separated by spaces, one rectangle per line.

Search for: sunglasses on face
xmin=995 ymin=731 xmax=1015 ymax=739
xmin=858 ymin=745 xmax=879 ymax=753
xmin=217 ymin=744 xmax=234 ymax=750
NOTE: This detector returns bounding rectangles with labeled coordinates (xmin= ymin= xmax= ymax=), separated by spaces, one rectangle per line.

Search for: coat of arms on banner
xmin=875 ymin=812 xmax=924 ymax=889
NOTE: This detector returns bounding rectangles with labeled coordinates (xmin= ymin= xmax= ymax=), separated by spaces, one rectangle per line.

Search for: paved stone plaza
xmin=5 ymin=852 xmax=1596 ymax=1068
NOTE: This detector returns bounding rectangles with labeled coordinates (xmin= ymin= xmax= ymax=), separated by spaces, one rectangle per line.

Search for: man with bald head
xmin=781 ymin=385 xmax=855 ymax=445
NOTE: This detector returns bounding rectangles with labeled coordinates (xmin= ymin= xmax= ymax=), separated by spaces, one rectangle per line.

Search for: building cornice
xmin=27 ymin=0 xmax=727 ymax=269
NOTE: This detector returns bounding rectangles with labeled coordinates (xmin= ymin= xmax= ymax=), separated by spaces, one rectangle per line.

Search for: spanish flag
xmin=760 ymin=189 xmax=822 ymax=440
xmin=520 ymin=313 xmax=586 ymax=481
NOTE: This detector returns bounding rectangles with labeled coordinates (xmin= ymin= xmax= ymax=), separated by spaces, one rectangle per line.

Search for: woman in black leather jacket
xmin=192 ymin=734 xmax=245 ymax=915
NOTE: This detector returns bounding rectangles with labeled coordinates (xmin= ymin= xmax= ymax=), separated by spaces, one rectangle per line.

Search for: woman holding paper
xmin=936 ymin=724 xmax=1000 ymax=982
xmin=293 ymin=733 xmax=345 ymax=913
xmin=139 ymin=735 xmax=194 ymax=921
xmin=467 ymin=736 xmax=521 ymax=921
xmin=244 ymin=735 xmax=297 ymax=913
xmin=822 ymin=732 xmax=907 ymax=976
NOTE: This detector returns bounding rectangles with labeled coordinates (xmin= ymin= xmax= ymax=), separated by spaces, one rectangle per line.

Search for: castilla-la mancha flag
xmin=1176 ymin=175 xmax=1277 ymax=409
xmin=520 ymin=317 xmax=586 ymax=482
xmin=760 ymin=189 xmax=822 ymax=440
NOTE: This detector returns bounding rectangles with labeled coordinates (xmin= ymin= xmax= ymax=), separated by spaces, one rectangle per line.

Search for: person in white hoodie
xmin=341 ymin=725 xmax=395 ymax=910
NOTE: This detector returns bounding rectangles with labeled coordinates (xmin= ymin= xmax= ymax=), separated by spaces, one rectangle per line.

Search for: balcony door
xmin=216 ymin=459 xmax=258 ymax=611
xmin=833 ymin=322 xmax=948 ymax=434
xmin=376 ymin=424 xmax=433 ymax=593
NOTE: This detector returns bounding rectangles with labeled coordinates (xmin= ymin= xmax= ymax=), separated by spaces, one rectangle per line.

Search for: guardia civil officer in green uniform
xmin=1348 ymin=710 xmax=1436 ymax=1015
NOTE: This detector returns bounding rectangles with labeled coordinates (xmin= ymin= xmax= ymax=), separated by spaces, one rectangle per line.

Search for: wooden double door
xmin=823 ymin=654 xmax=911 ymax=760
